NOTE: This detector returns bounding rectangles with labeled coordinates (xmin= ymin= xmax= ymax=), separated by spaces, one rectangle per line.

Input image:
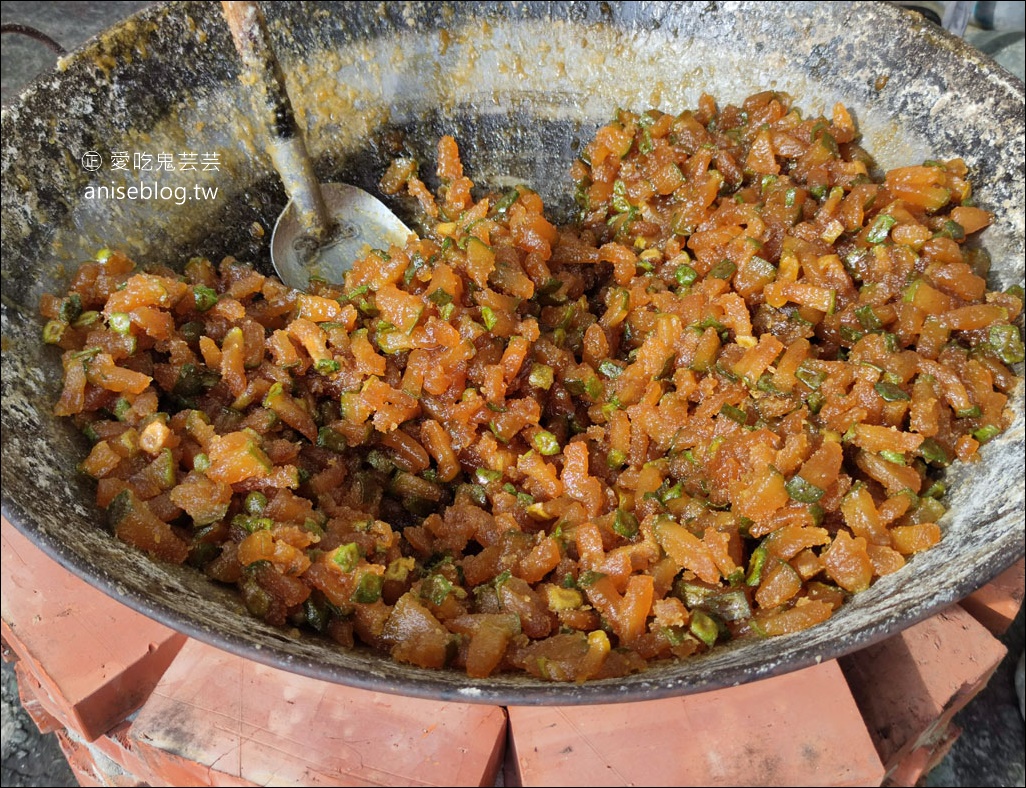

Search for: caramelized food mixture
xmin=42 ymin=91 xmax=1023 ymax=681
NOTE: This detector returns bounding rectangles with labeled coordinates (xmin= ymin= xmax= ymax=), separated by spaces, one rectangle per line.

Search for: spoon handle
xmin=221 ymin=1 xmax=331 ymax=240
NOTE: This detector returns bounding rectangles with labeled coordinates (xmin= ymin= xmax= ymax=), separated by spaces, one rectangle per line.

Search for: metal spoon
xmin=221 ymin=1 xmax=411 ymax=290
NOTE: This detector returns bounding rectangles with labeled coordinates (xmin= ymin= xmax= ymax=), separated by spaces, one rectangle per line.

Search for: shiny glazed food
xmin=41 ymin=91 xmax=1023 ymax=681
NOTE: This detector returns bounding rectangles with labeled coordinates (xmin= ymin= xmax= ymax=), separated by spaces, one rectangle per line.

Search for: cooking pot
xmin=2 ymin=0 xmax=1023 ymax=706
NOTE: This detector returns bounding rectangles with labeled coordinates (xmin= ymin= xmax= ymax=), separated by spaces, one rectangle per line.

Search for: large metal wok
xmin=2 ymin=1 xmax=1023 ymax=706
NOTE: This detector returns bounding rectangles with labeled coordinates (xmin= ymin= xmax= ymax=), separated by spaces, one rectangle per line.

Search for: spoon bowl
xmin=222 ymin=1 xmax=409 ymax=290
xmin=270 ymin=183 xmax=411 ymax=291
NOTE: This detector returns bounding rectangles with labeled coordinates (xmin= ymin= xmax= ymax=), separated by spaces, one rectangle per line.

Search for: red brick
xmin=922 ymin=723 xmax=962 ymax=775
xmin=884 ymin=723 xmax=961 ymax=788
xmin=1 ymin=517 xmax=187 ymax=741
xmin=13 ymin=660 xmax=63 ymax=735
xmin=56 ymin=728 xmax=149 ymax=787
xmin=130 ymin=638 xmax=507 ymax=787
xmin=507 ymin=660 xmax=883 ymax=787
xmin=502 ymin=725 xmax=522 ymax=788
xmin=839 ymin=605 xmax=1006 ymax=776
xmin=90 ymin=721 xmax=159 ymax=785
xmin=56 ymin=729 xmax=106 ymax=787
xmin=1 ymin=633 xmax=17 ymax=663
xmin=959 ymin=558 xmax=1025 ymax=636
xmin=883 ymin=741 xmax=931 ymax=788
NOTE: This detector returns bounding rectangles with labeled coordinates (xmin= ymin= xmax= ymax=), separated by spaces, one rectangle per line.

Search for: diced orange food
xmin=42 ymin=92 xmax=1019 ymax=683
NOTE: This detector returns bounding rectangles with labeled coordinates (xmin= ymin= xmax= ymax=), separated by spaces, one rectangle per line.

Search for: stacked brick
xmin=3 ymin=517 xmax=1021 ymax=787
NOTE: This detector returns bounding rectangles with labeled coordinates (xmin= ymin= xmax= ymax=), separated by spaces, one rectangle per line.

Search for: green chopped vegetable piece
xmin=178 ymin=321 xmax=203 ymax=344
xmin=719 ymin=403 xmax=747 ymax=425
xmin=112 ymin=397 xmax=132 ymax=421
xmin=839 ymin=325 xmax=864 ymax=344
xmin=232 ymin=514 xmax=273 ymax=533
xmin=919 ymin=438 xmax=950 ymax=466
xmin=746 ymin=545 xmax=768 ymax=586
xmin=458 ymin=482 xmax=486 ymax=506
xmin=42 ymin=320 xmax=66 ymax=344
xmin=352 ymin=572 xmax=384 ymax=603
xmin=855 ymin=304 xmax=882 ymax=330
xmin=366 ymin=449 xmax=394 ymax=472
xmin=874 ymin=381 xmax=910 ymax=401
xmin=598 ymin=359 xmax=623 ymax=379
xmin=58 ymin=293 xmax=82 ymax=323
xmin=638 ymin=126 xmax=654 ymax=155
xmin=956 ymin=405 xmax=982 ymax=419
xmin=806 ymin=391 xmax=824 ymax=415
xmin=333 ymin=542 xmax=361 ymax=572
xmin=577 ymin=570 xmax=606 ymax=587
xmin=193 ymin=284 xmax=218 ymax=312
xmin=972 ymin=424 xmax=1001 ymax=444
xmin=607 ymin=448 xmax=627 ymax=469
xmin=173 ymin=363 xmax=212 ymax=397
xmin=915 ymin=496 xmax=947 ymax=524
xmin=529 ymin=363 xmax=554 ymax=390
xmin=679 ymin=583 xmax=751 ymax=622
xmin=150 ymin=447 xmax=177 ymax=489
xmin=108 ymin=312 xmax=132 ymax=335
xmin=756 ymin=373 xmax=780 ymax=394
xmin=73 ymin=310 xmax=101 ymax=329
xmin=304 ymin=599 xmax=328 ymax=632
xmin=421 ymin=573 xmax=454 ymax=605
xmin=611 ymin=179 xmax=633 ymax=214
xmin=70 ymin=347 xmax=101 ymax=362
xmin=866 ymin=214 xmax=897 ymax=244
xmin=475 ymin=467 xmax=502 ymax=484
xmin=105 ymin=488 xmax=135 ymax=530
xmin=709 ymin=259 xmax=737 ymax=280
xmin=532 ymin=430 xmax=561 ymax=456
xmin=879 ymin=449 xmax=906 ymax=465
xmin=689 ymin=609 xmax=719 ymax=647
xmin=316 ymin=426 xmax=348 ymax=453
xmin=193 ymin=453 xmax=210 ymax=473
xmin=795 ymin=363 xmax=826 ymax=390
xmin=674 ymin=264 xmax=698 ymax=288
xmin=989 ymin=324 xmax=1025 ymax=365
xmin=713 ymin=361 xmax=739 ymax=382
xmin=480 ymin=305 xmax=498 ymax=331
xmin=612 ymin=508 xmax=639 ymax=538
xmin=659 ymin=481 xmax=684 ymax=504
xmin=785 ymin=475 xmax=825 ymax=503
xmin=385 ymin=556 xmax=416 ymax=582
xmin=262 ymin=381 xmax=285 ymax=409
xmin=244 ymin=491 xmax=267 ymax=515
xmin=315 ymin=358 xmax=341 ymax=374
xmin=493 ymin=187 xmax=520 ymax=215
xmin=922 ymin=480 xmax=946 ymax=500
xmin=937 ymin=219 xmax=965 ymax=240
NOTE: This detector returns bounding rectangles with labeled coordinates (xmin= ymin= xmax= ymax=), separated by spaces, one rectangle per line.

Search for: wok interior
xmin=1 ymin=1 xmax=1023 ymax=704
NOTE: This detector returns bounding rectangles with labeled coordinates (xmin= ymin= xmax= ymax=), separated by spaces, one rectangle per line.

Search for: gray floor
xmin=1 ymin=2 xmax=1023 ymax=786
